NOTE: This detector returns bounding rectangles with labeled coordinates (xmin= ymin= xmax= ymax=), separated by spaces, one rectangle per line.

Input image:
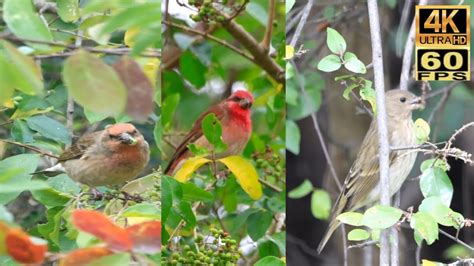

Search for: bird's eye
xmin=131 ymin=129 xmax=137 ymax=135
xmin=109 ymin=134 xmax=118 ymax=139
xmin=400 ymin=97 xmax=407 ymax=103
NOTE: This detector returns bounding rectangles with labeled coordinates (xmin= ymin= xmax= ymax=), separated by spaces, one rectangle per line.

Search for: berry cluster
xmin=187 ymin=0 xmax=248 ymax=24
xmin=253 ymin=147 xmax=284 ymax=182
xmin=162 ymin=229 xmax=240 ymax=265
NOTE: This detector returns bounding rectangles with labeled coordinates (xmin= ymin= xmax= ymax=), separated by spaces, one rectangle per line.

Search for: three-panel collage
xmin=0 ymin=0 xmax=473 ymax=265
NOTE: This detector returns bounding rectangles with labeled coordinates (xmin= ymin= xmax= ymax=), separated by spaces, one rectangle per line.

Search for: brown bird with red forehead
xmin=42 ymin=123 xmax=150 ymax=187
xmin=165 ymin=90 xmax=253 ymax=175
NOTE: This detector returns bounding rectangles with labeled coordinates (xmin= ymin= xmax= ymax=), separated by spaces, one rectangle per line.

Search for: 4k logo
xmin=415 ymin=5 xmax=470 ymax=81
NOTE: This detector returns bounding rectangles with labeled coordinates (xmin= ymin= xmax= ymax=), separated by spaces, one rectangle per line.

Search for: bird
xmin=317 ymin=89 xmax=424 ymax=253
xmin=37 ymin=123 xmax=149 ymax=187
xmin=165 ymin=90 xmax=253 ymax=176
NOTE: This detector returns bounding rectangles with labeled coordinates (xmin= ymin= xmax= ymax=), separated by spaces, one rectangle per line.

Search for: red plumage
xmin=165 ymin=90 xmax=253 ymax=175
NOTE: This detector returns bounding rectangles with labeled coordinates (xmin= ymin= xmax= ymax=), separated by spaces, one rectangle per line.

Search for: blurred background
xmin=285 ymin=0 xmax=474 ymax=265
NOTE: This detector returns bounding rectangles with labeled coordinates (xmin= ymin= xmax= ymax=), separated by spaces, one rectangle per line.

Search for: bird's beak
xmin=239 ymin=98 xmax=252 ymax=109
xmin=118 ymin=132 xmax=137 ymax=145
xmin=409 ymin=97 xmax=424 ymax=109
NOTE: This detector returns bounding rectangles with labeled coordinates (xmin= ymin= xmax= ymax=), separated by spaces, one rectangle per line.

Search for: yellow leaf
xmin=174 ymin=157 xmax=210 ymax=182
xmin=2 ymin=98 xmax=15 ymax=108
xmin=124 ymin=27 xmax=140 ymax=47
xmin=285 ymin=45 xmax=295 ymax=60
xmin=135 ymin=57 xmax=160 ymax=88
xmin=218 ymin=156 xmax=262 ymax=200
xmin=421 ymin=259 xmax=443 ymax=266
xmin=415 ymin=118 xmax=430 ymax=144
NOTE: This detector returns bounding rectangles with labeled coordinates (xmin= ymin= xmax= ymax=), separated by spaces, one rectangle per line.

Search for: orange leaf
xmin=126 ymin=221 xmax=161 ymax=254
xmin=5 ymin=229 xmax=47 ymax=264
xmin=72 ymin=210 xmax=132 ymax=251
xmin=59 ymin=247 xmax=113 ymax=266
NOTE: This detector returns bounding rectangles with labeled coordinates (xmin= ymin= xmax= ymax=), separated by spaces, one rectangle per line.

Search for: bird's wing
xmin=58 ymin=131 xmax=102 ymax=162
xmin=165 ymin=104 xmax=225 ymax=174
xmin=332 ymin=121 xmax=398 ymax=214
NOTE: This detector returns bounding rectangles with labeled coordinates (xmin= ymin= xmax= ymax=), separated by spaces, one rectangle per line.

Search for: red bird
xmin=165 ymin=90 xmax=253 ymax=175
xmin=39 ymin=123 xmax=150 ymax=187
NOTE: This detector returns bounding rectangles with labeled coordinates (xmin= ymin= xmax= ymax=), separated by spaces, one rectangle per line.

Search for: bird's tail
xmin=31 ymin=164 xmax=65 ymax=177
xmin=317 ymin=217 xmax=340 ymax=254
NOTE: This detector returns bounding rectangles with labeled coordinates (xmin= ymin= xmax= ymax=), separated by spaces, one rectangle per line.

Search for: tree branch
xmin=366 ymin=0 xmax=391 ymax=265
xmin=261 ymin=0 xmax=276 ymax=52
xmin=399 ymin=0 xmax=429 ymax=91
xmin=289 ymin=0 xmax=314 ymax=47
xmin=220 ymin=13 xmax=284 ymax=84
xmin=0 ymin=139 xmax=59 ymax=159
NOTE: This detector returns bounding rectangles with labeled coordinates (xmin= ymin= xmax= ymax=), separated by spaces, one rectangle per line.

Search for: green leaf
xmin=83 ymin=109 xmax=109 ymax=123
xmin=89 ymin=253 xmax=131 ymax=266
xmin=161 ymin=176 xmax=173 ymax=224
xmin=285 ymin=0 xmax=295 ymax=13
xmin=62 ymin=50 xmax=127 ymax=116
xmin=311 ymin=189 xmax=331 ymax=220
xmin=176 ymin=201 xmax=196 ymax=228
xmin=26 ymin=115 xmax=71 ymax=145
xmin=37 ymin=206 xmax=65 ymax=246
xmin=121 ymin=203 xmax=160 ymax=219
xmin=179 ymin=51 xmax=206 ymax=88
xmin=162 ymin=93 xmax=180 ymax=130
xmin=317 ymin=54 xmax=342 ymax=72
xmin=247 ymin=210 xmax=273 ymax=241
xmin=258 ymin=239 xmax=280 ymax=258
xmin=419 ymin=196 xmax=464 ymax=228
xmin=420 ymin=159 xmax=448 ymax=172
xmin=3 ymin=0 xmax=54 ymax=51
xmin=246 ymin=3 xmax=267 ymax=26
xmin=410 ymin=211 xmax=439 ymax=245
xmin=342 ymin=83 xmax=358 ymax=100
xmin=288 ymin=179 xmax=313 ymax=199
xmin=286 ymin=120 xmax=300 ymax=155
xmin=218 ymin=156 xmax=263 ymax=200
xmin=31 ymin=187 xmax=72 ymax=207
xmin=1 ymin=41 xmax=43 ymax=95
xmin=360 ymin=82 xmax=376 ymax=114
xmin=57 ymin=0 xmax=80 ymax=22
xmin=361 ymin=205 xmax=403 ymax=229
xmin=0 ymin=55 xmax=15 ymax=105
xmin=415 ymin=118 xmax=431 ymax=144
xmin=420 ymin=167 xmax=453 ymax=205
xmin=181 ymin=182 xmax=213 ymax=202
xmin=0 ymin=154 xmax=40 ymax=204
xmin=98 ymin=4 xmax=160 ymax=38
xmin=11 ymin=120 xmax=34 ymax=143
xmin=343 ymin=52 xmax=367 ymax=74
xmin=201 ymin=113 xmax=227 ymax=153
xmin=255 ymin=256 xmax=285 ymax=266
xmin=326 ymin=27 xmax=346 ymax=54
xmin=348 ymin=229 xmax=370 ymax=241
xmin=336 ymin=212 xmax=363 ymax=226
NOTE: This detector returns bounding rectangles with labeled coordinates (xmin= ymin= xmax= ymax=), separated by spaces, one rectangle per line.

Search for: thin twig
xmin=439 ymin=228 xmax=474 ymax=251
xmin=291 ymin=62 xmax=342 ymax=190
xmin=0 ymin=35 xmax=160 ymax=58
xmin=348 ymin=240 xmax=378 ymax=249
xmin=425 ymin=81 xmax=461 ymax=100
xmin=289 ymin=0 xmax=314 ymax=47
xmin=163 ymin=21 xmax=255 ymax=64
xmin=261 ymin=0 xmax=275 ymax=52
xmin=350 ymin=90 xmax=373 ymax=117
xmin=367 ymin=0 xmax=391 ymax=264
xmin=399 ymin=0 xmax=429 ymax=91
xmin=0 ymin=139 xmax=59 ymax=159
xmin=259 ymin=178 xmax=282 ymax=193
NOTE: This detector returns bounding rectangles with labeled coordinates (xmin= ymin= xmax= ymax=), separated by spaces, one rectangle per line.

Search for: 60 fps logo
xmin=415 ymin=5 xmax=470 ymax=81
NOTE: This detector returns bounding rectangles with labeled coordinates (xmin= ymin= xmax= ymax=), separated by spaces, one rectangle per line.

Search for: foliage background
xmin=286 ymin=0 xmax=474 ymax=265
xmin=161 ymin=0 xmax=286 ymax=265
xmin=0 ymin=0 xmax=161 ymax=265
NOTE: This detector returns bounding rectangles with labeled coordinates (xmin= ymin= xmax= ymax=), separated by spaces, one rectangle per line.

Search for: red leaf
xmin=126 ymin=221 xmax=161 ymax=254
xmin=59 ymin=247 xmax=113 ymax=266
xmin=72 ymin=210 xmax=132 ymax=251
xmin=113 ymin=56 xmax=154 ymax=121
xmin=5 ymin=229 xmax=47 ymax=264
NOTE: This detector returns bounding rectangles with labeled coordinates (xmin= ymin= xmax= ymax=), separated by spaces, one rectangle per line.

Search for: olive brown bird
xmin=37 ymin=123 xmax=150 ymax=187
xmin=317 ymin=89 xmax=424 ymax=253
